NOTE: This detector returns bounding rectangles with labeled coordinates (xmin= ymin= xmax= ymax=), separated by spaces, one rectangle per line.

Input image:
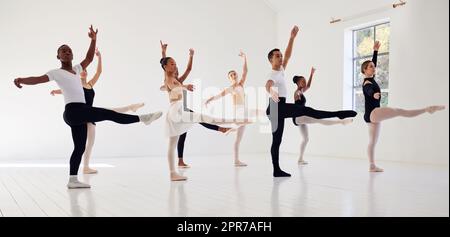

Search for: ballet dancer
xmin=160 ymin=47 xmax=249 ymax=181
xmin=205 ymin=50 xmax=251 ymax=167
xmin=13 ymin=25 xmax=162 ymax=189
xmin=362 ymin=41 xmax=445 ymax=172
xmin=160 ymin=41 xmax=232 ymax=168
xmin=265 ymin=25 xmax=357 ymax=177
xmin=50 ymin=48 xmax=145 ymax=174
xmin=292 ymin=67 xmax=353 ymax=165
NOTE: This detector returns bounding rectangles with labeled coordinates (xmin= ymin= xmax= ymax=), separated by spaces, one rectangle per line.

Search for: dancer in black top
xmin=362 ymin=41 xmax=445 ymax=172
xmin=265 ymin=26 xmax=357 ymax=177
xmin=291 ymin=67 xmax=353 ymax=165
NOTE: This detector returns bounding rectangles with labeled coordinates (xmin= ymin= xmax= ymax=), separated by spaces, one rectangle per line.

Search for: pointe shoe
xmin=342 ymin=119 xmax=353 ymax=125
xmin=234 ymin=161 xmax=248 ymax=167
xmin=178 ymin=164 xmax=191 ymax=169
xmin=140 ymin=112 xmax=163 ymax=125
xmin=171 ymin=172 xmax=188 ymax=181
xmin=427 ymin=106 xmax=446 ymax=114
xmin=298 ymin=160 xmax=309 ymax=165
xmin=67 ymin=181 xmax=91 ymax=189
xmin=83 ymin=168 xmax=98 ymax=174
xmin=369 ymin=166 xmax=384 ymax=173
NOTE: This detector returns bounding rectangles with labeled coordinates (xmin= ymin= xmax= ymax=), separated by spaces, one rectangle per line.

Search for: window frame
xmin=351 ymin=22 xmax=390 ymax=111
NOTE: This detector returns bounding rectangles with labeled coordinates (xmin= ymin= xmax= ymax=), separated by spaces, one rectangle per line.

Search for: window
xmin=352 ymin=22 xmax=390 ymax=112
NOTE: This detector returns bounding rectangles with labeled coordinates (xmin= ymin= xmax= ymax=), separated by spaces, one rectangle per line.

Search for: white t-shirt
xmin=268 ymin=67 xmax=287 ymax=98
xmin=46 ymin=64 xmax=86 ymax=105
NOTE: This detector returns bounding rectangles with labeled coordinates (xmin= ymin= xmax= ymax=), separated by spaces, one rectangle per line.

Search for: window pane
xmin=376 ymin=55 xmax=390 ymax=90
xmin=354 ymin=56 xmax=372 ymax=88
xmin=375 ymin=23 xmax=390 ymax=53
xmin=352 ymin=23 xmax=390 ymax=112
xmin=354 ymin=27 xmax=374 ymax=57
xmin=380 ymin=92 xmax=389 ymax=107
xmin=354 ymin=90 xmax=365 ymax=113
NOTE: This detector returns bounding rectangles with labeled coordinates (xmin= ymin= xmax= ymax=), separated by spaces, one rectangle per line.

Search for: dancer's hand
xmin=185 ymin=84 xmax=195 ymax=92
xmin=374 ymin=41 xmax=381 ymax=51
xmin=239 ymin=50 xmax=246 ymax=58
xmin=374 ymin=92 xmax=381 ymax=100
xmin=50 ymin=90 xmax=57 ymax=96
xmin=14 ymin=78 xmax=23 ymax=89
xmin=95 ymin=48 xmax=101 ymax=57
xmin=88 ymin=25 xmax=98 ymax=41
xmin=311 ymin=67 xmax=316 ymax=75
xmin=291 ymin=25 xmax=300 ymax=39
xmin=160 ymin=40 xmax=168 ymax=53
xmin=189 ymin=48 xmax=195 ymax=57
xmin=205 ymin=98 xmax=212 ymax=107
xmin=270 ymin=90 xmax=280 ymax=103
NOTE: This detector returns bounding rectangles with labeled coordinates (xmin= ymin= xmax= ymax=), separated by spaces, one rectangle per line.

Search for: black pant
xmin=177 ymin=109 xmax=220 ymax=159
xmin=266 ymin=98 xmax=356 ymax=172
xmin=64 ymin=103 xmax=140 ymax=175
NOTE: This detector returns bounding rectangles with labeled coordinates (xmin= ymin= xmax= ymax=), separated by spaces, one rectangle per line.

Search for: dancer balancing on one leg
xmin=50 ymin=48 xmax=145 ymax=174
xmin=362 ymin=41 xmax=445 ymax=172
xmin=204 ymin=50 xmax=252 ymax=167
xmin=265 ymin=25 xmax=357 ymax=178
xmin=159 ymin=41 xmax=233 ymax=169
xmin=291 ymin=67 xmax=354 ymax=165
xmin=160 ymin=47 xmax=250 ymax=181
xmin=13 ymin=25 xmax=163 ymax=189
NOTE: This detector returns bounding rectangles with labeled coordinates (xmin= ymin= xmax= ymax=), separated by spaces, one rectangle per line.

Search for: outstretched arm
xmin=80 ymin=25 xmax=98 ymax=70
xmin=160 ymin=40 xmax=168 ymax=58
xmin=87 ymin=48 xmax=102 ymax=87
xmin=205 ymin=88 xmax=232 ymax=106
xmin=14 ymin=75 xmax=49 ymax=89
xmin=372 ymin=41 xmax=380 ymax=67
xmin=303 ymin=67 xmax=316 ymax=93
xmin=179 ymin=49 xmax=194 ymax=83
xmin=238 ymin=50 xmax=248 ymax=86
xmin=283 ymin=25 xmax=299 ymax=69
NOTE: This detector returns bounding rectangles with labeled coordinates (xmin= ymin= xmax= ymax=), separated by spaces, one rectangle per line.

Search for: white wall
xmin=275 ymin=0 xmax=449 ymax=165
xmin=0 ymin=0 xmax=276 ymax=160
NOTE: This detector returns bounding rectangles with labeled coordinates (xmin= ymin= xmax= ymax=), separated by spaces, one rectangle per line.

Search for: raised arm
xmin=87 ymin=48 xmax=102 ymax=87
xmin=80 ymin=25 xmax=98 ymax=70
xmin=178 ymin=49 xmax=194 ymax=83
xmin=372 ymin=41 xmax=380 ymax=67
xmin=303 ymin=67 xmax=316 ymax=92
xmin=282 ymin=25 xmax=299 ymax=69
xmin=160 ymin=40 xmax=168 ymax=58
xmin=238 ymin=50 xmax=248 ymax=86
xmin=14 ymin=75 xmax=49 ymax=89
xmin=205 ymin=87 xmax=232 ymax=106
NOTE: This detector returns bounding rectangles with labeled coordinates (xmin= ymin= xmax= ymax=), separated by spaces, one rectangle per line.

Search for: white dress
xmin=165 ymin=87 xmax=195 ymax=137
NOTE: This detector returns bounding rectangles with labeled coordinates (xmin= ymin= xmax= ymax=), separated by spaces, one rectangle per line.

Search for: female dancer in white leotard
xmin=161 ymin=48 xmax=249 ymax=181
xmin=205 ymin=51 xmax=257 ymax=167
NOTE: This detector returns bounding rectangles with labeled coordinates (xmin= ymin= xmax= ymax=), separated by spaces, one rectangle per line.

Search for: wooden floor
xmin=0 ymin=154 xmax=448 ymax=217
